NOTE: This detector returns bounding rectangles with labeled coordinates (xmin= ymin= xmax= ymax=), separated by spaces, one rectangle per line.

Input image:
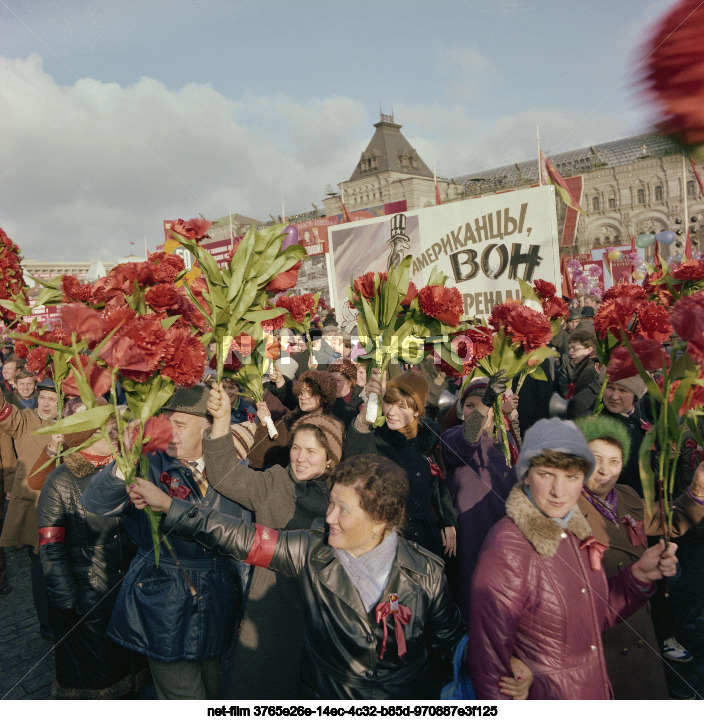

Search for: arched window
xmin=655 ymin=185 xmax=663 ymax=201
xmin=637 ymin=188 xmax=646 ymax=204
xmin=593 ymin=197 xmax=600 ymax=212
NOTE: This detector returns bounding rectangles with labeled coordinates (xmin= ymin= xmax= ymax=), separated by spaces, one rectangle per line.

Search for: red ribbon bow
xmin=684 ymin=438 xmax=704 ymax=470
xmin=565 ymin=382 xmax=577 ymax=400
xmin=375 ymin=600 xmax=412 ymax=659
xmin=640 ymin=420 xmax=653 ymax=432
xmin=579 ymin=535 xmax=609 ymax=572
xmin=428 ymin=459 xmax=444 ymax=481
xmin=621 ymin=515 xmax=647 ymax=548
xmin=159 ymin=472 xmax=192 ymax=500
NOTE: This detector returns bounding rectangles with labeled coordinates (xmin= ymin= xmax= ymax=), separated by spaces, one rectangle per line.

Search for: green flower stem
xmin=594 ymin=374 xmax=608 ymax=416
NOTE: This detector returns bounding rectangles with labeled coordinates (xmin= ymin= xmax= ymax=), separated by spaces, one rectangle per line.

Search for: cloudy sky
xmin=0 ymin=0 xmax=677 ymax=262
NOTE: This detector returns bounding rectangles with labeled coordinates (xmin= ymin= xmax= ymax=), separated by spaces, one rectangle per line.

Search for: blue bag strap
xmin=453 ymin=633 xmax=469 ymax=680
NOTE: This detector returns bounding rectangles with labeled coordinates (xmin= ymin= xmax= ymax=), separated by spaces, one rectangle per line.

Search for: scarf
xmin=335 ymin=531 xmax=398 ymax=612
xmin=581 ymin=486 xmax=619 ymax=525
xmin=522 ymin=484 xmax=576 ymax=529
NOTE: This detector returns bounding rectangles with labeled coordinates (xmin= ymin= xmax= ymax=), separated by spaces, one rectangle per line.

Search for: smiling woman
xmin=127 ymin=454 xmax=465 ymax=700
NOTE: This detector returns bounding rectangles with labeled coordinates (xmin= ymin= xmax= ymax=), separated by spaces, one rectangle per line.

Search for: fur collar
xmin=63 ymin=451 xmax=99 ymax=478
xmin=505 ymin=483 xmax=592 ymax=556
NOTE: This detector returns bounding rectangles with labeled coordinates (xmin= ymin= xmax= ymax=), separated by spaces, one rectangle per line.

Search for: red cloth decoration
xmin=0 ymin=400 xmax=12 ymax=423
xmin=580 ymin=536 xmax=609 ymax=572
xmin=159 ymin=472 xmax=192 ymax=500
xmin=38 ymin=526 xmax=66 ymax=545
xmin=684 ymin=437 xmax=704 ymax=470
xmin=621 ymin=515 xmax=648 ymax=548
xmin=565 ymin=382 xmax=577 ymax=400
xmin=375 ymin=599 xmax=412 ymax=659
xmin=244 ymin=524 xmax=279 ymax=568
xmin=428 ymin=459 xmax=444 ymax=481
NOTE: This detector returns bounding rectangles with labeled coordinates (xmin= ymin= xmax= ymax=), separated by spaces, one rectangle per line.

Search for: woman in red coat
xmin=468 ymin=418 xmax=678 ymax=700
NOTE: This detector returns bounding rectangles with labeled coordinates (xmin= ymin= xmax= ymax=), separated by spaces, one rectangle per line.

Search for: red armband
xmin=244 ymin=524 xmax=278 ymax=567
xmin=38 ymin=526 xmax=66 ymax=545
xmin=0 ymin=400 xmax=12 ymax=422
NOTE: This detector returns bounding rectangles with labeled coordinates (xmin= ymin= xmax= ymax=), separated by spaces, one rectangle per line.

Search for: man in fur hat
xmin=82 ymin=384 xmax=251 ymax=699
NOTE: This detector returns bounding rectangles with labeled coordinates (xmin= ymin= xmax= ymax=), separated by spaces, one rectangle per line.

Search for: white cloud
xmin=438 ymin=45 xmax=491 ymax=101
xmin=0 ymin=54 xmax=367 ymax=262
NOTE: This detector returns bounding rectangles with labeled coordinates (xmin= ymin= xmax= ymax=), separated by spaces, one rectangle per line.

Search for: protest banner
xmin=328 ymin=186 xmax=560 ymax=330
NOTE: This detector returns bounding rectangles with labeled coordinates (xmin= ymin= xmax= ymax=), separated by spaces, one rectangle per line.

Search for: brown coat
xmin=203 ymin=430 xmax=329 ymax=699
xmin=0 ymin=402 xmax=54 ymax=551
xmin=578 ymin=484 xmax=704 ymax=699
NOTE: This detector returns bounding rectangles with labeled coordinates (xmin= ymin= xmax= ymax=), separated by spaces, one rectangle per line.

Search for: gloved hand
xmin=481 ymin=370 xmax=508 ymax=408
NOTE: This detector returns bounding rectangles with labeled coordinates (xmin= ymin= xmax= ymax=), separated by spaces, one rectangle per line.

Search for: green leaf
xmin=34 ymin=405 xmax=115 ymax=435
xmin=243 ymin=307 xmax=288 ymax=322
xmin=518 ymin=278 xmax=538 ymax=303
xmin=160 ymin=315 xmax=182 ymax=330
xmin=639 ymin=425 xmax=658 ymax=515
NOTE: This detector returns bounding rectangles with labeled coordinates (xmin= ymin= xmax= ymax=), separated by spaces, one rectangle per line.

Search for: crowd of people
xmin=0 ymin=297 xmax=703 ymax=701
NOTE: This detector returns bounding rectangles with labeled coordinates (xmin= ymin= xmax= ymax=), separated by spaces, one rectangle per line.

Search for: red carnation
xmin=171 ymin=218 xmax=213 ymax=242
xmin=353 ymin=272 xmax=387 ymax=300
xmin=418 ymin=285 xmax=463 ymax=327
xmin=161 ymin=328 xmax=207 ymax=386
xmin=593 ymin=296 xmax=640 ymax=340
xmin=99 ymin=316 xmax=168 ymax=382
xmin=672 ymin=291 xmax=704 ymax=364
xmin=602 ymin=282 xmax=648 ymax=304
xmin=266 ymin=260 xmax=301 ymax=293
xmin=464 ymin=326 xmax=494 ymax=360
xmin=636 ymin=302 xmax=673 ymax=343
xmin=61 ymin=356 xmax=112 ymax=397
xmin=142 ymin=414 xmax=174 ymax=454
xmin=534 ymin=280 xmax=556 ymax=300
xmin=62 ymin=275 xmax=93 ymax=303
xmin=504 ymin=306 xmax=553 ymax=352
xmin=25 ymin=347 xmax=49 ymax=380
xmin=151 ymin=252 xmax=186 ymax=283
xmin=145 ymin=284 xmax=185 ymax=313
xmin=606 ymin=341 xmax=667 ymax=382
xmin=488 ymin=300 xmax=522 ymax=333
xmin=671 ymin=259 xmax=704 ymax=283
xmin=401 ymin=281 xmax=418 ymax=307
xmin=60 ymin=304 xmax=106 ymax=343
xmin=209 ymin=352 xmax=242 ymax=374
xmin=276 ymin=293 xmax=318 ymax=324
xmin=262 ymin=311 xmax=287 ymax=332
xmin=541 ymin=295 xmax=569 ymax=321
xmin=15 ymin=341 xmax=28 ymax=359
xmin=101 ymin=305 xmax=137 ymax=334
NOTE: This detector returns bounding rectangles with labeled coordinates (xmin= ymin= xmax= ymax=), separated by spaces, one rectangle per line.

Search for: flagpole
xmin=537 ymin=126 xmax=542 ymax=186
xmin=683 ymin=152 xmax=689 ymax=248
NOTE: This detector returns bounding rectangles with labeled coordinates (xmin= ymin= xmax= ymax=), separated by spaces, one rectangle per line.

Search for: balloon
xmin=607 ymin=250 xmax=622 ymax=261
xmin=633 ymin=270 xmax=646 ymax=280
xmin=281 ymin=225 xmax=299 ymax=249
xmin=635 ymin=233 xmax=656 ymax=248
xmin=656 ymin=230 xmax=676 ymax=245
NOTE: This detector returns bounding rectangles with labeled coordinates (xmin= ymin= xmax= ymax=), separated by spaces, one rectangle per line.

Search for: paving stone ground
xmin=0 ymin=544 xmax=55 ymax=700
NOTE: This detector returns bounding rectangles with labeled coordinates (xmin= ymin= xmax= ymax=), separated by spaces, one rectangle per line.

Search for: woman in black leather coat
xmin=129 ymin=454 xmax=465 ymax=700
xmin=36 ymin=411 xmax=137 ymax=698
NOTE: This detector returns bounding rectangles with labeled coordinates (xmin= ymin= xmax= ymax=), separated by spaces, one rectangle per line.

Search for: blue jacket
xmin=81 ymin=452 xmax=250 ymax=662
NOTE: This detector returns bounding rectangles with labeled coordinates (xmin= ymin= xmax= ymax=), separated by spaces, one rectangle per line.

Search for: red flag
xmin=685 ymin=230 xmax=694 ymax=260
xmin=435 ymin=177 xmax=443 ymax=206
xmin=341 ymin=202 xmax=354 ymax=223
xmin=541 ymin=151 xmax=585 ymax=213
xmin=691 ymin=156 xmax=704 ymax=197
xmin=560 ymin=255 xmax=574 ymax=299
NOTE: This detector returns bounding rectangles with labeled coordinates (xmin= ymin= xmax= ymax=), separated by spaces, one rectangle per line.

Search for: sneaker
xmin=663 ymin=637 xmax=694 ymax=663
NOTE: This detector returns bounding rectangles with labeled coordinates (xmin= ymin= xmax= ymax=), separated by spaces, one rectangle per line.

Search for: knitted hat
xmin=515 ymin=418 xmax=595 ymax=481
xmin=328 ymin=358 xmax=357 ymax=386
xmin=459 ymin=376 xmax=489 ymax=404
xmin=162 ymin=383 xmax=211 ymax=417
xmin=608 ymin=374 xmax=647 ymax=400
xmin=295 ymin=370 xmax=337 ymax=409
xmin=575 ymin=415 xmax=631 ymax=466
xmin=387 ymin=370 xmax=429 ymax=413
xmin=291 ymin=413 xmax=345 ymax=464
